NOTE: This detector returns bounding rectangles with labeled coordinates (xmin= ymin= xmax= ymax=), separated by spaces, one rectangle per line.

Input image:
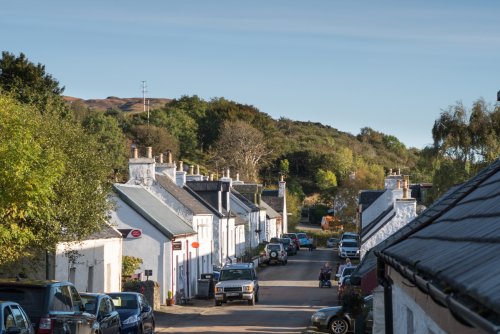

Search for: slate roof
xmin=232 ymin=189 xmax=260 ymax=211
xmin=377 ymin=158 xmax=500 ymax=332
xmin=113 ymin=184 xmax=196 ymax=239
xmin=359 ymin=190 xmax=385 ymax=211
xmin=261 ymin=190 xmax=284 ymax=213
xmin=87 ymin=224 xmax=122 ymax=240
xmin=260 ymin=200 xmax=281 ymax=219
xmin=156 ymin=175 xmax=212 ymax=215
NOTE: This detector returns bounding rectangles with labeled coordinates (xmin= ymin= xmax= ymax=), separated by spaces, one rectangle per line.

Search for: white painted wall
xmin=55 ymin=237 xmax=122 ymax=293
xmin=392 ymin=284 xmax=446 ymax=334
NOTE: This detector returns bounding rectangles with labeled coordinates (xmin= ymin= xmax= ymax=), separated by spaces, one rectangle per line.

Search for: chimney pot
xmin=133 ymin=148 xmax=138 ymax=159
xmin=236 ymin=173 xmax=240 ymax=181
xmin=196 ymin=165 xmax=200 ymax=175
xmin=146 ymin=147 xmax=152 ymax=159
xmin=189 ymin=165 xmax=194 ymax=175
xmin=397 ymin=180 xmax=401 ymax=189
xmin=388 ymin=168 xmax=393 ymax=176
xmin=280 ymin=175 xmax=284 ymax=182
xmin=159 ymin=153 xmax=164 ymax=164
xmin=178 ymin=161 xmax=183 ymax=172
xmin=167 ymin=151 xmax=173 ymax=164
xmin=227 ymin=168 xmax=230 ymax=178
xmin=209 ymin=173 xmax=214 ymax=181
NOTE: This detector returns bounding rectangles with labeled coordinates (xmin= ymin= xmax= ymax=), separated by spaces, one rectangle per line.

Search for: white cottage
xmin=55 ymin=225 xmax=123 ymax=293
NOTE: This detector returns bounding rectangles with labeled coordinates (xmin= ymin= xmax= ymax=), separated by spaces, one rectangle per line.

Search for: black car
xmin=0 ymin=300 xmax=34 ymax=334
xmin=80 ymin=293 xmax=121 ymax=334
xmin=0 ymin=280 xmax=96 ymax=334
xmin=270 ymin=237 xmax=297 ymax=256
xmin=107 ymin=292 xmax=154 ymax=334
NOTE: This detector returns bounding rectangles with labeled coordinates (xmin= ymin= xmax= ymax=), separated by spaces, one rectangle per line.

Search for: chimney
xmin=128 ymin=146 xmax=155 ymax=186
xmin=397 ymin=180 xmax=401 ymax=189
xmin=278 ymin=175 xmax=286 ymax=198
xmin=176 ymin=161 xmax=186 ymax=187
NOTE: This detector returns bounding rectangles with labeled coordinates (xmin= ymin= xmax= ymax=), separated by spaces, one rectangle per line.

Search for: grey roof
xmin=156 ymin=175 xmax=212 ymax=215
xmin=361 ymin=204 xmax=395 ymax=239
xmin=260 ymin=200 xmax=281 ymax=219
xmin=232 ymin=189 xmax=259 ymax=211
xmin=87 ymin=224 xmax=122 ymax=240
xmin=359 ymin=190 xmax=384 ymax=210
xmin=261 ymin=195 xmax=284 ymax=213
xmin=377 ymin=158 xmax=500 ymax=331
xmin=113 ymin=184 xmax=196 ymax=239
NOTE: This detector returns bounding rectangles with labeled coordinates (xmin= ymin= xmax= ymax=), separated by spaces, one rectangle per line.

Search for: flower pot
xmin=166 ymin=298 xmax=174 ymax=306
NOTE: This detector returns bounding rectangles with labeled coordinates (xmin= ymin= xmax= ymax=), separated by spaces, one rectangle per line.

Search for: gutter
xmin=376 ymin=251 xmax=500 ymax=334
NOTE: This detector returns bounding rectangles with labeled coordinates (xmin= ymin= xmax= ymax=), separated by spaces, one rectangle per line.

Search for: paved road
xmin=155 ymin=247 xmax=340 ymax=334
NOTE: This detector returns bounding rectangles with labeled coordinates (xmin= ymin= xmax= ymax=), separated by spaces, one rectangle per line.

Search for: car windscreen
xmin=219 ymin=269 xmax=252 ymax=281
xmin=108 ymin=294 xmax=138 ymax=310
xmin=296 ymin=233 xmax=307 ymax=238
xmin=81 ymin=295 xmax=97 ymax=314
xmin=342 ymin=241 xmax=358 ymax=248
xmin=0 ymin=286 xmax=46 ymax=319
xmin=267 ymin=244 xmax=281 ymax=251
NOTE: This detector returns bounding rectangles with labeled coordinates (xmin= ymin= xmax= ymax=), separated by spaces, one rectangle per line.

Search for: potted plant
xmin=166 ymin=290 xmax=174 ymax=306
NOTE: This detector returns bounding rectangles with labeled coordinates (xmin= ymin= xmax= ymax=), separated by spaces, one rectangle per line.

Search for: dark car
xmin=281 ymin=233 xmax=300 ymax=251
xmin=311 ymin=295 xmax=373 ymax=334
xmin=0 ymin=280 xmax=96 ymax=334
xmin=270 ymin=237 xmax=297 ymax=256
xmin=80 ymin=293 xmax=121 ymax=334
xmin=107 ymin=292 xmax=154 ymax=334
xmin=0 ymin=300 xmax=34 ymax=334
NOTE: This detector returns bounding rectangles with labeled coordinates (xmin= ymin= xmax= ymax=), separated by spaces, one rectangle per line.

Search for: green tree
xmin=0 ymin=95 xmax=114 ymax=266
xmin=130 ymin=124 xmax=180 ymax=159
xmin=82 ymin=112 xmax=128 ymax=179
xmin=0 ymin=52 xmax=69 ymax=117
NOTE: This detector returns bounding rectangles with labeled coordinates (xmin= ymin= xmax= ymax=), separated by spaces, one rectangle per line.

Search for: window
xmin=51 ymin=286 xmax=72 ymax=311
xmin=406 ymin=307 xmax=414 ymax=333
xmin=70 ymin=286 xmax=83 ymax=312
xmin=4 ymin=306 xmax=14 ymax=328
xmin=11 ymin=305 xmax=29 ymax=329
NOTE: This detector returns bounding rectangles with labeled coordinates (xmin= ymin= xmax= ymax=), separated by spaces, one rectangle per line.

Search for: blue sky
xmin=2 ymin=1 xmax=500 ymax=149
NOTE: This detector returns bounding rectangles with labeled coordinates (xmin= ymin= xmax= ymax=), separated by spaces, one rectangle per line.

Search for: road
xmin=155 ymin=246 xmax=340 ymax=334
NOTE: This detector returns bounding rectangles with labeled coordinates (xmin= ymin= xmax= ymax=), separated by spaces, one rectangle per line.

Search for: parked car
xmin=0 ymin=279 xmax=96 ymax=334
xmin=214 ymin=263 xmax=259 ymax=306
xmin=311 ymin=295 xmax=373 ymax=334
xmin=270 ymin=237 xmax=297 ymax=256
xmin=0 ymin=300 xmax=34 ymax=334
xmin=262 ymin=243 xmax=288 ymax=265
xmin=326 ymin=238 xmax=338 ymax=249
xmin=80 ymin=293 xmax=121 ymax=334
xmin=281 ymin=233 xmax=300 ymax=251
xmin=340 ymin=232 xmax=359 ymax=242
xmin=107 ymin=292 xmax=154 ymax=334
xmin=338 ymin=240 xmax=360 ymax=259
xmin=296 ymin=232 xmax=312 ymax=248
xmin=335 ymin=265 xmax=357 ymax=283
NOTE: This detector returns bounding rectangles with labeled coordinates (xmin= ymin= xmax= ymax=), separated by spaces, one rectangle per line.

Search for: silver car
xmin=214 ymin=263 xmax=259 ymax=306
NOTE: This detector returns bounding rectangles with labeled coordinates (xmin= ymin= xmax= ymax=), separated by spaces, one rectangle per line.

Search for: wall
xmin=55 ymin=237 xmax=122 ymax=293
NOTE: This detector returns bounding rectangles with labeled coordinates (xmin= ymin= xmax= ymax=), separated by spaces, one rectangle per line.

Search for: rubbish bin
xmin=197 ymin=278 xmax=210 ymax=299
xmin=198 ymin=273 xmax=215 ymax=299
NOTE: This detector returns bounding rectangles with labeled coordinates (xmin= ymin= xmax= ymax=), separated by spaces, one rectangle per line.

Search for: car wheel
xmin=248 ymin=294 xmax=255 ymax=306
xmin=329 ymin=317 xmax=349 ymax=334
xmin=215 ymin=300 xmax=222 ymax=306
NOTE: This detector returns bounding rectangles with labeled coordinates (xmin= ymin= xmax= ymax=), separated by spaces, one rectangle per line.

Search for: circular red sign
xmin=191 ymin=242 xmax=200 ymax=249
xmin=130 ymin=229 xmax=142 ymax=238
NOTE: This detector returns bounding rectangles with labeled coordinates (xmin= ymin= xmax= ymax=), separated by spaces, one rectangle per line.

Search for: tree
xmin=0 ymin=52 xmax=69 ymax=117
xmin=0 ymin=95 xmax=114 ymax=266
xmin=130 ymin=125 xmax=180 ymax=159
xmin=82 ymin=112 xmax=128 ymax=179
xmin=212 ymin=120 xmax=272 ymax=182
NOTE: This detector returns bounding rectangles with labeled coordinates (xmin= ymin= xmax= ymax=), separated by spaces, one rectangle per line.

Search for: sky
xmin=2 ymin=0 xmax=500 ymax=149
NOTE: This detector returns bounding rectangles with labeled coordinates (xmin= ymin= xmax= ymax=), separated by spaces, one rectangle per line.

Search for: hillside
xmin=63 ymin=96 xmax=172 ymax=113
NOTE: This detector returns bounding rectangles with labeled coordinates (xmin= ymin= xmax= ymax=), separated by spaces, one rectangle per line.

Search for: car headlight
xmin=243 ymin=285 xmax=253 ymax=292
xmin=312 ymin=312 xmax=327 ymax=320
xmin=122 ymin=314 xmax=139 ymax=325
xmin=215 ymin=287 xmax=223 ymax=293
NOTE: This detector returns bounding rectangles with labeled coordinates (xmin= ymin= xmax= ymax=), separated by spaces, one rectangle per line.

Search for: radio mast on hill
xmin=141 ymin=80 xmax=150 ymax=125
